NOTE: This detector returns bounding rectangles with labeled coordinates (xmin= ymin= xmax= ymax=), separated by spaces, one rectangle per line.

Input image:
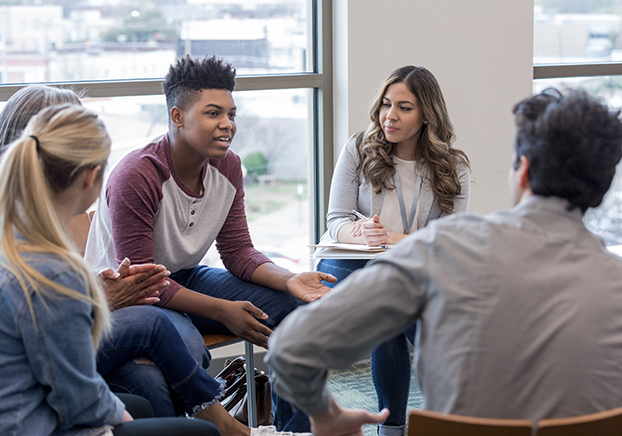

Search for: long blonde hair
xmin=0 ymin=104 xmax=111 ymax=348
xmin=357 ymin=66 xmax=469 ymax=214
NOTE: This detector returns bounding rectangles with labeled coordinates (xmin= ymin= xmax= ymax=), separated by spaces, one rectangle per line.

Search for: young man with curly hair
xmin=267 ymin=88 xmax=622 ymax=436
xmin=86 ymin=55 xmax=334 ymax=434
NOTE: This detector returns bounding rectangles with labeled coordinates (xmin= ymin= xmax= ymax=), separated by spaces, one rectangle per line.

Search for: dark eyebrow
xmin=203 ymin=103 xmax=237 ymax=111
xmin=383 ymin=97 xmax=415 ymax=106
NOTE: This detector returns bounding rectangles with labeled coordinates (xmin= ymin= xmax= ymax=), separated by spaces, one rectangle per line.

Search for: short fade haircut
xmin=513 ymin=88 xmax=622 ymax=213
xmin=162 ymin=54 xmax=236 ymax=112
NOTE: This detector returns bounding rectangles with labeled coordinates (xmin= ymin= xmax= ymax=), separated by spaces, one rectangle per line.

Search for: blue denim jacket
xmin=0 ymin=252 xmax=124 ymax=436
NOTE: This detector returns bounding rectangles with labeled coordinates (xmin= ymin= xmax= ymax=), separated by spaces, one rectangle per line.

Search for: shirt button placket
xmin=188 ymin=201 xmax=197 ymax=230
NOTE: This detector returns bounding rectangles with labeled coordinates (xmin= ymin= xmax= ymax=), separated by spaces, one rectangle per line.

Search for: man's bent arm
xmin=266 ymin=241 xmax=430 ymax=415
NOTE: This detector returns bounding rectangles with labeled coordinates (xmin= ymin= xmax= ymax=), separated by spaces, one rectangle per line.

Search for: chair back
xmin=537 ymin=406 xmax=622 ymax=436
xmin=408 ymin=409 xmax=532 ymax=436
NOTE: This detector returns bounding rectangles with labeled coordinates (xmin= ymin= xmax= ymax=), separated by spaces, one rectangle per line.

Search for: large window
xmin=534 ymin=0 xmax=622 ymax=244
xmin=0 ymin=0 xmax=332 ymax=269
xmin=0 ymin=1 xmax=312 ymax=83
xmin=534 ymin=0 xmax=622 ymax=64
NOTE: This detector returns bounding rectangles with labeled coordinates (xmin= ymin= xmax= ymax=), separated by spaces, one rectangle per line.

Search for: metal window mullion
xmin=311 ymin=0 xmax=333 ymax=244
xmin=534 ymin=63 xmax=622 ymax=79
xmin=0 ymin=74 xmax=324 ymax=101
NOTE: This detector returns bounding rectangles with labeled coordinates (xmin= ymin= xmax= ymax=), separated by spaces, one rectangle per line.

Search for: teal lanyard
xmin=394 ymin=171 xmax=420 ymax=235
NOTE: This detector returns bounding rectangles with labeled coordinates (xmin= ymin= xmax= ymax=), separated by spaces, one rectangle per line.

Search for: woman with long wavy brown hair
xmin=318 ymin=66 xmax=471 ymax=436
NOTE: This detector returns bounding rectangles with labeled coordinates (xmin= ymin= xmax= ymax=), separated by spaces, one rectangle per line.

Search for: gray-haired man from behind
xmin=266 ymin=88 xmax=622 ymax=436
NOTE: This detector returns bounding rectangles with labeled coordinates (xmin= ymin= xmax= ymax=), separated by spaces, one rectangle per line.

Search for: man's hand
xmin=99 ymin=258 xmax=170 ymax=310
xmin=311 ymin=400 xmax=390 ymax=436
xmin=286 ymin=271 xmax=337 ymax=303
xmin=216 ymin=300 xmax=273 ymax=349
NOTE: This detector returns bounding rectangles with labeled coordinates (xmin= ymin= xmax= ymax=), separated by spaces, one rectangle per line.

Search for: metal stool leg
xmin=245 ymin=341 xmax=257 ymax=427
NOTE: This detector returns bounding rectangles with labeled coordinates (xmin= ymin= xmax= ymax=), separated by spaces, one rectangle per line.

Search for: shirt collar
xmin=513 ymin=195 xmax=583 ymax=223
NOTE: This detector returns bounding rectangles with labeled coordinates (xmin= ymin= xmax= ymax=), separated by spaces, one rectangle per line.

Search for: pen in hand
xmin=351 ymin=210 xmax=390 ymax=237
xmin=352 ymin=209 xmax=371 ymax=222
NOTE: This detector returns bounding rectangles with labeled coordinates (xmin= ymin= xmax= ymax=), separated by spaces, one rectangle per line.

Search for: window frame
xmin=534 ymin=62 xmax=622 ymax=80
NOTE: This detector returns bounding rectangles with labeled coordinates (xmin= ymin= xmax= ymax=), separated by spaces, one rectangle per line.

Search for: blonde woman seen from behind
xmin=0 ymin=104 xmax=220 ymax=436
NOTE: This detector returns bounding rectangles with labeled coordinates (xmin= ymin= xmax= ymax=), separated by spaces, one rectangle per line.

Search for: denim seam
xmin=171 ymin=362 xmax=200 ymax=389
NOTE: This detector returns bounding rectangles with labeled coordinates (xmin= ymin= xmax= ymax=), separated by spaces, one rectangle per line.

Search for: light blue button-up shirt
xmin=268 ymin=196 xmax=622 ymax=422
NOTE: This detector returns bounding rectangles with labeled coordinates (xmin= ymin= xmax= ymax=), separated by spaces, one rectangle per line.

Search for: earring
xmin=424 ymin=120 xmax=428 ymax=124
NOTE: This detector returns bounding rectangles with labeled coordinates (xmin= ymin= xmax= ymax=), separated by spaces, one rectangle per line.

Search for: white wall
xmin=333 ymin=0 xmax=534 ymax=214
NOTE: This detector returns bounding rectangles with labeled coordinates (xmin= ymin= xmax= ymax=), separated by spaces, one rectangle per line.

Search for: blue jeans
xmin=370 ymin=325 xmax=417 ymax=435
xmin=98 ymin=306 xmax=222 ymax=417
xmin=171 ymin=266 xmax=304 ymax=333
xmin=271 ymin=386 xmax=312 ymax=432
xmin=317 ymin=258 xmax=369 ymax=287
xmin=319 ymin=258 xmax=415 ymax=436
xmin=172 ymin=266 xmax=308 ymax=431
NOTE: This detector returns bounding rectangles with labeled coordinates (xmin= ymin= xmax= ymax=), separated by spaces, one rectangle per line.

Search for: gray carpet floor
xmin=327 ymin=362 xmax=424 ymax=436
